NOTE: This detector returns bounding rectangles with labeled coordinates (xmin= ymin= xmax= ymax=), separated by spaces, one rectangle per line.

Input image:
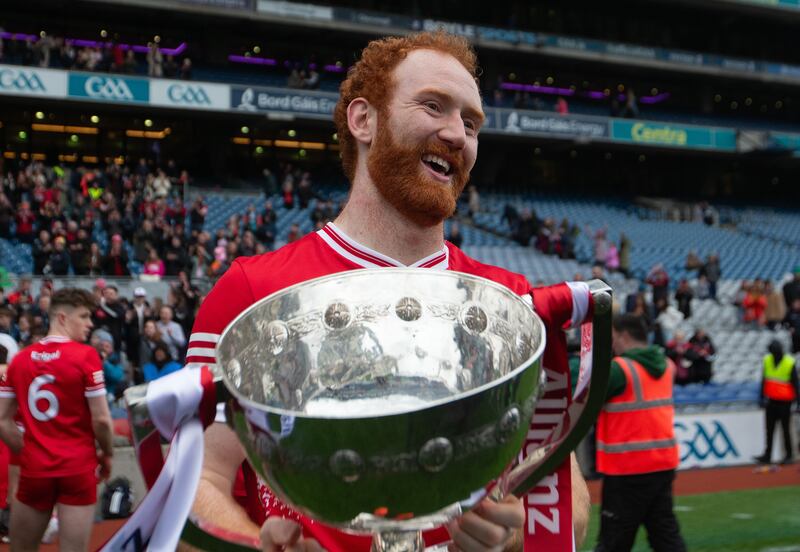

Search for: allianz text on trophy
xmin=127 ymin=269 xmax=612 ymax=551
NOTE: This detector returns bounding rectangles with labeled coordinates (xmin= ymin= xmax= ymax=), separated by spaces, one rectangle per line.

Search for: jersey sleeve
xmin=531 ymin=281 xmax=592 ymax=329
xmin=185 ymin=260 xmax=256 ymax=371
xmin=82 ymin=347 xmax=107 ymax=398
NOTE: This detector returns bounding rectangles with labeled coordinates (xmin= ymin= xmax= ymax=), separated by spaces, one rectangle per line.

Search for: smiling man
xmin=187 ymin=31 xmax=592 ymax=551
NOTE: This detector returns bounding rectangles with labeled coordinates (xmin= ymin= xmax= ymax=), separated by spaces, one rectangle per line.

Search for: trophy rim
xmin=216 ymin=267 xmax=547 ymax=420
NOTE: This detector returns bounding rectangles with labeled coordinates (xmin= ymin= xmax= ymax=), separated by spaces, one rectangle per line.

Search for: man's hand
xmin=260 ymin=518 xmax=325 ymax=552
xmin=446 ymin=495 xmax=525 ymax=551
xmin=97 ymin=451 xmax=113 ymax=481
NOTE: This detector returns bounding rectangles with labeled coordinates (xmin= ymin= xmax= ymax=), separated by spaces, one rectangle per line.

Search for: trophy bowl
xmin=216 ymin=268 xmax=546 ymax=535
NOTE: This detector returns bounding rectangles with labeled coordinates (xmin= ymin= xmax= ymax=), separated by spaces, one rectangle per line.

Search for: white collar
xmin=316 ymin=222 xmax=449 ymax=269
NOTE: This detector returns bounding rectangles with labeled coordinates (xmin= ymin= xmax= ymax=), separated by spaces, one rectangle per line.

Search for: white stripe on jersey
xmin=186 ymin=347 xmax=216 ymax=359
xmin=317 ymin=228 xmax=388 ymax=268
xmin=0 ymin=389 xmax=16 ymax=398
xmin=189 ymin=332 xmax=220 ymax=344
xmin=566 ymin=281 xmax=591 ymax=328
xmin=85 ymin=388 xmax=107 ymax=398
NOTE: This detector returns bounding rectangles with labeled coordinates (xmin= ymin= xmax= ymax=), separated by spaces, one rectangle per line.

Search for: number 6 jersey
xmin=0 ymin=335 xmax=106 ymax=477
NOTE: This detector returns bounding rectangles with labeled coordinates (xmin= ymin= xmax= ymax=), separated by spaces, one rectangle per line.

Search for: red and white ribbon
xmin=98 ymin=366 xmax=215 ymax=552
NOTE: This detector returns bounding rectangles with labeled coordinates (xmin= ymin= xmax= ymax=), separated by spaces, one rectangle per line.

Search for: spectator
xmin=282 ymin=178 xmax=294 ymax=209
xmin=687 ymin=329 xmax=715 ymax=384
xmin=303 ymin=68 xmax=319 ymax=89
xmin=589 ymin=226 xmax=608 ymax=268
xmin=666 ymin=331 xmax=692 ymax=385
xmin=102 ymin=235 xmax=131 ymax=276
xmin=618 ymin=233 xmax=631 ymax=278
xmin=699 ymin=254 xmax=721 ymax=301
xmin=143 ymin=248 xmax=166 ymax=276
xmin=46 ymin=236 xmax=71 ymax=276
xmin=619 ymin=88 xmax=639 ymax=118
xmin=447 ymin=222 xmax=463 ymax=248
xmin=595 ymin=314 xmax=685 ymax=552
xmin=146 ymin=42 xmax=163 ymax=77
xmin=94 ymin=285 xmax=126 ymax=352
xmin=32 ymin=230 xmax=54 ymax=275
xmin=180 ymin=58 xmax=193 ymax=80
xmin=156 ymin=305 xmax=185 ymax=362
xmin=7 ymin=277 xmax=34 ymax=308
xmin=674 ymin=279 xmax=694 ymax=319
xmin=467 ymin=185 xmax=480 ymax=218
xmin=605 ymin=242 xmax=620 ymax=274
xmin=124 ymin=287 xmax=151 ymax=381
xmin=684 ymin=249 xmax=703 ymax=272
xmin=694 ymin=274 xmax=712 ymax=300
xmin=655 ymin=297 xmax=683 ymax=346
xmin=783 ymin=266 xmax=800 ymax=311
xmin=92 ymin=329 xmax=125 ymax=400
xmin=142 ymin=342 xmax=182 ymax=382
xmin=297 ymin=173 xmax=314 ymax=209
xmin=87 ymin=242 xmax=104 ymax=276
xmin=765 ymin=281 xmax=786 ymax=330
xmin=123 ymin=49 xmax=136 ymax=73
xmin=14 ymin=202 xmax=35 ymax=243
xmin=743 ymin=279 xmax=767 ymax=328
xmin=287 ymin=223 xmax=301 ymax=244
xmin=784 ymin=298 xmax=800 ymax=354
xmin=152 ymin=170 xmax=171 ymax=199
xmin=189 ymin=197 xmax=208 ymax=234
xmin=138 ymin=319 xmax=162 ymax=370
xmin=754 ymin=340 xmax=798 ymax=465
xmin=0 ymin=307 xmax=17 ymax=341
xmin=555 ymin=96 xmax=569 ymax=115
xmin=164 ymin=235 xmax=188 ymax=276
xmin=646 ymin=263 xmax=670 ymax=305
xmin=163 ymin=55 xmax=178 ymax=78
xmin=513 ymin=209 xmax=538 ymax=247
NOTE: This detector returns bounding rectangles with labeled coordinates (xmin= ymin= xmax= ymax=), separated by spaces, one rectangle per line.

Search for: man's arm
xmin=0 ymin=396 xmax=23 ymax=454
xmin=191 ymin=423 xmax=260 ymax=537
xmin=571 ymin=453 xmax=590 ymax=548
xmin=88 ymin=394 xmax=114 ymax=479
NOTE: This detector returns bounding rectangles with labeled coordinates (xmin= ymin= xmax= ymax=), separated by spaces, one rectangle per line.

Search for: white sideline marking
xmin=760 ymin=547 xmax=800 ymax=552
xmin=730 ymin=513 xmax=755 ymax=520
xmin=674 ymin=505 xmax=694 ymax=512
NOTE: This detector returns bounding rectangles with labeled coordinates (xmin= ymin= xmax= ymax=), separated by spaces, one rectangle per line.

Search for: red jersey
xmin=187 ymin=222 xmax=590 ymax=551
xmin=0 ymin=336 xmax=106 ymax=477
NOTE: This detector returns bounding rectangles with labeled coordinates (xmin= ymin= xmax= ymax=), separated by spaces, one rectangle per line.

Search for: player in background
xmin=0 ymin=288 xmax=114 ymax=552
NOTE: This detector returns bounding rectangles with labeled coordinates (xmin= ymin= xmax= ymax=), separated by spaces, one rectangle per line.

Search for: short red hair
xmin=334 ymin=31 xmax=479 ymax=183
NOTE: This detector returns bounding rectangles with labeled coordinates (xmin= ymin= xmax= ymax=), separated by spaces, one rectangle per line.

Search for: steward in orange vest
xmin=595 ymin=314 xmax=686 ymax=552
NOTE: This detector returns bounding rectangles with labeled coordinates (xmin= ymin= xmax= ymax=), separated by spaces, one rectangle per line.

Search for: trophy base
xmin=370 ymin=530 xmax=425 ymax=552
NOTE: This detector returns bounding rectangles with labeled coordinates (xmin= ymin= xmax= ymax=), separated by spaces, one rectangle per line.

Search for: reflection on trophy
xmin=205 ymin=269 xmax=612 ymax=551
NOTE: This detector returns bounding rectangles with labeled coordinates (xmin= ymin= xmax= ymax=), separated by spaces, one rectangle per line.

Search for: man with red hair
xmin=187 ymin=31 xmax=591 ymax=551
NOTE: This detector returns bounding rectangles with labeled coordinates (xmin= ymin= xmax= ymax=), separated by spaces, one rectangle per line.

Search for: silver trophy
xmin=129 ymin=269 xmax=612 ymax=551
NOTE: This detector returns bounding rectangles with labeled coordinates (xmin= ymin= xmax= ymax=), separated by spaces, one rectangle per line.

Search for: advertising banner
xmin=495 ymin=110 xmax=608 ymax=139
xmin=150 ymin=80 xmax=230 ymax=110
xmin=231 ymin=85 xmax=337 ymax=117
xmin=257 ymin=0 xmax=332 ymax=20
xmin=68 ymin=73 xmax=149 ymax=103
xmin=674 ymin=410 xmax=794 ymax=469
xmin=611 ymin=120 xmax=737 ymax=151
xmin=0 ymin=65 xmax=67 ymax=98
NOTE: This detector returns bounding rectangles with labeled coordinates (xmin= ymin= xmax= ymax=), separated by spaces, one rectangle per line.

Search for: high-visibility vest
xmin=763 ymin=354 xmax=797 ymax=402
xmin=596 ymin=356 xmax=679 ymax=475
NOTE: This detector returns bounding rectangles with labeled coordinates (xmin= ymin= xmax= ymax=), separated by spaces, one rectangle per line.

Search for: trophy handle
xmin=494 ymin=279 xmax=613 ymax=499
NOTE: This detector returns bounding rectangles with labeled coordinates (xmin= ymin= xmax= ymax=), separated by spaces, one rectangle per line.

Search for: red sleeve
xmin=82 ymin=346 xmax=106 ymax=398
xmin=185 ymin=260 xmax=256 ymax=369
xmin=531 ymin=281 xmax=592 ymax=330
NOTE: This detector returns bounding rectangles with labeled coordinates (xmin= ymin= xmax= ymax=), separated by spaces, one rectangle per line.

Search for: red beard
xmin=367 ymin=118 xmax=470 ymax=227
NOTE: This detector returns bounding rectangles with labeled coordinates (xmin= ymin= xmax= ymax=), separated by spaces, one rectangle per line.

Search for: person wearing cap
xmin=783 ymin=266 xmax=800 ymax=312
xmin=91 ymin=329 xmax=125 ymax=399
xmin=125 ymin=288 xmax=151 ymax=382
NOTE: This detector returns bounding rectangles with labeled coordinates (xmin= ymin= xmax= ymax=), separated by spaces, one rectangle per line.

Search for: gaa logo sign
xmin=167 ymin=84 xmax=211 ymax=105
xmin=675 ymin=420 xmax=739 ymax=461
xmin=0 ymin=68 xmax=46 ymax=92
xmin=84 ymin=76 xmax=134 ymax=100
